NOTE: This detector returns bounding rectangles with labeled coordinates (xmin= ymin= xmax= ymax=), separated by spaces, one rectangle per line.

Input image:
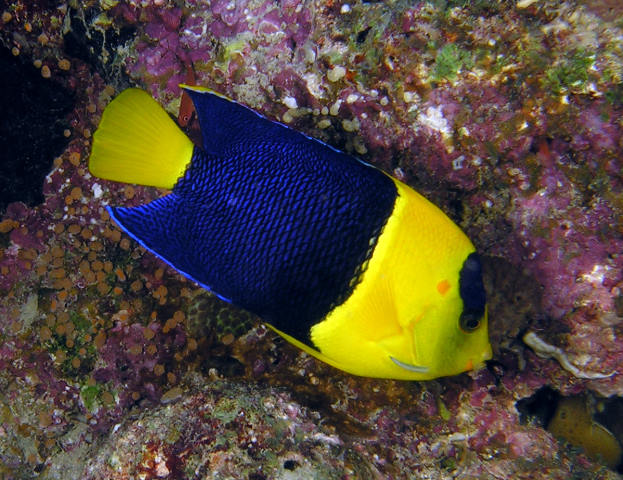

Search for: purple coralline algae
xmin=1 ymin=0 xmax=623 ymax=478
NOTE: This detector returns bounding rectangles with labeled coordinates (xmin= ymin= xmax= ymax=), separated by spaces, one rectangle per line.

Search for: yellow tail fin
xmin=89 ymin=88 xmax=194 ymax=189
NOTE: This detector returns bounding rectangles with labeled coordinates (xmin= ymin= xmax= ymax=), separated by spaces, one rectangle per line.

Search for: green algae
xmin=604 ymin=82 xmax=623 ymax=107
xmin=544 ymin=49 xmax=595 ymax=94
xmin=433 ymin=0 xmax=503 ymax=15
xmin=437 ymin=396 xmax=451 ymax=421
xmin=432 ymin=43 xmax=472 ymax=81
xmin=80 ymin=384 xmax=101 ymax=413
xmin=215 ymin=35 xmax=249 ymax=68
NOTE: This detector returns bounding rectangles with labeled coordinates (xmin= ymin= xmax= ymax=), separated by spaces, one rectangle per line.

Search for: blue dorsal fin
xmin=107 ymin=195 xmax=231 ymax=303
xmin=181 ymin=85 xmax=305 ymax=156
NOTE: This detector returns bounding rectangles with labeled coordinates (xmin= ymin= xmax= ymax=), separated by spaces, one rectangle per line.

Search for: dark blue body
xmin=109 ymin=90 xmax=397 ymax=342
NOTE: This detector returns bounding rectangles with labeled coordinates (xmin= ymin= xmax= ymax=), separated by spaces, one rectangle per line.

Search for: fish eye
xmin=459 ymin=312 xmax=481 ymax=332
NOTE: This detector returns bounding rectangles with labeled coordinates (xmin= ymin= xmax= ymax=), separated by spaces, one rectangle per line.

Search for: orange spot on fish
xmin=436 ymin=279 xmax=450 ymax=296
xmin=464 ymin=359 xmax=473 ymax=371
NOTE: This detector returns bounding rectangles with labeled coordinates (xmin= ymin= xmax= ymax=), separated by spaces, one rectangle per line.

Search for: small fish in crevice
xmin=517 ymin=386 xmax=623 ymax=471
xmin=89 ymin=87 xmax=491 ymax=380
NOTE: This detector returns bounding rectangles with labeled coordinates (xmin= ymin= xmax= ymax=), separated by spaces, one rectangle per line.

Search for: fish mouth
xmin=390 ymin=356 xmax=429 ymax=373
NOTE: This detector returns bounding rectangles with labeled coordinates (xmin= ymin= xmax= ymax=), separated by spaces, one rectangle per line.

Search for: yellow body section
xmin=89 ymin=89 xmax=194 ymax=189
xmin=270 ymin=179 xmax=491 ymax=380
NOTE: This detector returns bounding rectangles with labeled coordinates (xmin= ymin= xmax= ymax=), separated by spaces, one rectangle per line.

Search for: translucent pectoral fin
xmin=375 ymin=323 xmax=428 ymax=372
xmin=389 ymin=356 xmax=429 ymax=373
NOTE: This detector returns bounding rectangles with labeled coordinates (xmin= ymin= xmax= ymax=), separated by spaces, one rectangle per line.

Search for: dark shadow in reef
xmin=0 ymin=45 xmax=74 ymax=215
xmin=62 ymin=5 xmax=136 ymax=88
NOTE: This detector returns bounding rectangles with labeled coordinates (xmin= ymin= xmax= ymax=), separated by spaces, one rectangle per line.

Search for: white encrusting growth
xmin=91 ymin=183 xmax=103 ymax=199
xmin=523 ymin=331 xmax=613 ymax=380
xmin=417 ymin=105 xmax=451 ymax=138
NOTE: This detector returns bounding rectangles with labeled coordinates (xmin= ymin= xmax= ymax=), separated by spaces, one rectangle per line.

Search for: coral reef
xmin=0 ymin=0 xmax=622 ymax=478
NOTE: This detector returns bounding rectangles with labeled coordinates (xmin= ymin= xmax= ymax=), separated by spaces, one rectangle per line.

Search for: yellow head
xmin=293 ymin=178 xmax=492 ymax=380
xmin=396 ymin=253 xmax=492 ymax=380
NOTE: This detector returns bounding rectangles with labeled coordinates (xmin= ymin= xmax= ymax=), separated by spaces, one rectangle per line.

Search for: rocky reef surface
xmin=0 ymin=0 xmax=622 ymax=478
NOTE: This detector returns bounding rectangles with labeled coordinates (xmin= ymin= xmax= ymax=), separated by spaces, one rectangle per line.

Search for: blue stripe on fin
xmin=106 ymin=200 xmax=232 ymax=304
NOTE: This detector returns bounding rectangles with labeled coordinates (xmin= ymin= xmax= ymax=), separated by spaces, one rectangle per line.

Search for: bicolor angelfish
xmin=89 ymin=87 xmax=492 ymax=380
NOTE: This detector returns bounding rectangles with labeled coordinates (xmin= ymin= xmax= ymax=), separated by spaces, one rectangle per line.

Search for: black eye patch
xmin=458 ymin=252 xmax=486 ymax=332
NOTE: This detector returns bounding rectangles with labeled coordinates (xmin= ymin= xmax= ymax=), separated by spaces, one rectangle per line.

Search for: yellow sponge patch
xmin=89 ymin=88 xmax=194 ymax=189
